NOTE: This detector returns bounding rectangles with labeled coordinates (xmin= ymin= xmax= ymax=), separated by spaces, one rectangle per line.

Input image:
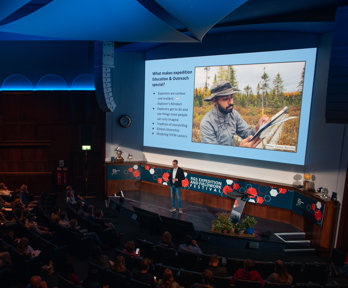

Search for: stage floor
xmin=110 ymin=190 xmax=299 ymax=241
xmin=108 ymin=190 xmax=326 ymax=261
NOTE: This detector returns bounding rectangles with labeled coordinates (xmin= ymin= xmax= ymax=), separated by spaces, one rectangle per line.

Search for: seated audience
xmin=61 ymin=262 xmax=83 ymax=287
xmin=158 ymin=268 xmax=181 ymax=288
xmin=159 ymin=231 xmax=175 ymax=249
xmin=191 ymin=269 xmax=215 ymax=288
xmin=69 ymin=218 xmax=103 ymax=245
xmin=74 ymin=200 xmax=86 ymax=217
xmin=207 ymin=254 xmax=229 ymax=277
xmin=86 ymin=205 xmax=96 ymax=222
xmin=16 ymin=237 xmax=41 ymax=258
xmin=58 ymin=211 xmax=70 ymax=228
xmin=0 ymin=250 xmax=12 ymax=268
xmin=19 ymin=184 xmax=35 ymax=207
xmin=132 ymin=258 xmax=156 ymax=287
xmin=123 ymin=240 xmax=141 ymax=257
xmin=0 ymin=183 xmax=12 ymax=207
xmin=95 ymin=209 xmax=116 ymax=230
xmin=178 ymin=234 xmax=202 ymax=254
xmin=341 ymin=253 xmax=348 ymax=277
xmin=332 ymin=252 xmax=348 ymax=277
xmin=266 ymin=260 xmax=293 ymax=285
xmin=27 ymin=275 xmax=48 ymax=288
xmin=231 ymin=259 xmax=265 ymax=286
xmin=50 ymin=208 xmax=61 ymax=223
xmin=66 ymin=185 xmax=85 ymax=207
xmin=0 ymin=210 xmax=13 ymax=224
xmin=0 ymin=182 xmax=8 ymax=191
xmin=111 ymin=255 xmax=131 ymax=278
xmin=25 ymin=217 xmax=53 ymax=238
xmin=90 ymin=245 xmax=111 ymax=269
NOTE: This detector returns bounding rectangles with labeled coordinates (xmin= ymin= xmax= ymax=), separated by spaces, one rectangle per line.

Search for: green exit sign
xmin=82 ymin=145 xmax=91 ymax=151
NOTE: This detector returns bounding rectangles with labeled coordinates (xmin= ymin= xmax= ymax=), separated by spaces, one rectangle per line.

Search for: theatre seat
xmin=178 ymin=269 xmax=203 ymax=287
xmin=265 ymin=282 xmax=292 ymax=288
xmin=235 ymin=279 xmax=263 ymax=288
xmin=136 ymin=238 xmax=156 ymax=259
xmin=213 ymin=275 xmax=232 ymax=288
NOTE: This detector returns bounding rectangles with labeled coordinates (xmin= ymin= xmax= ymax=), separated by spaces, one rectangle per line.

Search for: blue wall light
xmin=1 ymin=74 xmax=33 ymax=90
xmin=0 ymin=73 xmax=95 ymax=91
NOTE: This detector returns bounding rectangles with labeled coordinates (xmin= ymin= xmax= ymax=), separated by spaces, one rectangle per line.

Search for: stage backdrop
xmin=107 ymin=163 xmax=325 ymax=226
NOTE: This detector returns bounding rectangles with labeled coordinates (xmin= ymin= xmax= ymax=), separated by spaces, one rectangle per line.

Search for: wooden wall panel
xmin=0 ymin=91 xmax=105 ymax=197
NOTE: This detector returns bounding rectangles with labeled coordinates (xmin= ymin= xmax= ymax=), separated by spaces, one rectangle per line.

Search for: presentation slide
xmin=143 ymin=48 xmax=317 ymax=165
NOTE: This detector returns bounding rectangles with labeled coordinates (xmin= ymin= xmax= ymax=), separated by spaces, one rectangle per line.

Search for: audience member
xmin=69 ymin=218 xmax=103 ymax=245
xmin=16 ymin=237 xmax=41 ymax=258
xmin=0 ymin=250 xmax=12 ymax=268
xmin=132 ymin=258 xmax=156 ymax=287
xmin=66 ymin=185 xmax=85 ymax=205
xmin=341 ymin=253 xmax=348 ymax=277
xmin=86 ymin=205 xmax=96 ymax=222
xmin=159 ymin=231 xmax=175 ymax=249
xmin=231 ymin=259 xmax=264 ymax=286
xmin=158 ymin=268 xmax=181 ymax=288
xmin=19 ymin=184 xmax=35 ymax=207
xmin=191 ymin=269 xmax=215 ymax=288
xmin=0 ymin=182 xmax=8 ymax=191
xmin=0 ymin=210 xmax=12 ymax=223
xmin=207 ymin=254 xmax=229 ymax=277
xmin=90 ymin=245 xmax=111 ymax=269
xmin=0 ymin=182 xmax=11 ymax=207
xmin=62 ymin=262 xmax=83 ymax=287
xmin=111 ymin=255 xmax=131 ymax=278
xmin=178 ymin=235 xmax=202 ymax=254
xmin=58 ymin=211 xmax=70 ymax=228
xmin=25 ymin=217 xmax=53 ymax=237
xmin=74 ymin=200 xmax=86 ymax=216
xmin=27 ymin=275 xmax=48 ymax=288
xmin=266 ymin=260 xmax=293 ymax=285
xmin=50 ymin=208 xmax=60 ymax=223
xmin=123 ymin=240 xmax=141 ymax=257
xmin=95 ymin=209 xmax=116 ymax=230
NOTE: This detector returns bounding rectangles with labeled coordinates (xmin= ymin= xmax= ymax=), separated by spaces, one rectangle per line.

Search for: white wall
xmin=106 ymin=31 xmax=347 ymax=205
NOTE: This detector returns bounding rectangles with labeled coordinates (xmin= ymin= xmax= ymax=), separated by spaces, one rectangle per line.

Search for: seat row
xmin=135 ymin=238 xmax=331 ymax=285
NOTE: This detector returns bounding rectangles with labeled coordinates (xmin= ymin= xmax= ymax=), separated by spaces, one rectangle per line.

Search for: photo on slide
xmin=192 ymin=62 xmax=306 ymax=152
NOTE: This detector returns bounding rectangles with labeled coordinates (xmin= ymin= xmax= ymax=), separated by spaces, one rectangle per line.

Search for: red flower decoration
xmin=233 ymin=183 xmax=240 ymax=190
xmin=132 ymin=170 xmax=140 ymax=178
xmin=256 ymin=197 xmax=264 ymax=204
xmin=246 ymin=187 xmax=257 ymax=198
xmin=234 ymin=199 xmax=239 ymax=208
xmin=162 ymin=172 xmax=170 ymax=182
xmin=128 ymin=167 xmax=133 ymax=172
xmin=314 ymin=210 xmax=322 ymax=221
xmin=279 ymin=188 xmax=287 ymax=194
xmin=145 ymin=165 xmax=150 ymax=170
xmin=182 ymin=178 xmax=189 ymax=188
xmin=157 ymin=178 xmax=163 ymax=184
xmin=311 ymin=203 xmax=316 ymax=211
xmin=222 ymin=185 xmax=233 ymax=195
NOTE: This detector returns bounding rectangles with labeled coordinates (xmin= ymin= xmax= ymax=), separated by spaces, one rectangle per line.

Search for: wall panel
xmin=0 ymin=91 xmax=105 ymax=197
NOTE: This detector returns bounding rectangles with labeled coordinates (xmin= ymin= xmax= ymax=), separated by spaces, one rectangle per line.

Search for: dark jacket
xmin=169 ymin=167 xmax=185 ymax=187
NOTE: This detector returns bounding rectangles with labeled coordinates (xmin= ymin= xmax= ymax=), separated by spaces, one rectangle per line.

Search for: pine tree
xmin=297 ymin=66 xmax=305 ymax=93
xmin=273 ymin=73 xmax=284 ymax=107
xmin=243 ymin=85 xmax=252 ymax=107
xmin=217 ymin=66 xmax=229 ymax=82
xmin=229 ymin=66 xmax=239 ymax=90
xmin=260 ymin=68 xmax=270 ymax=112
